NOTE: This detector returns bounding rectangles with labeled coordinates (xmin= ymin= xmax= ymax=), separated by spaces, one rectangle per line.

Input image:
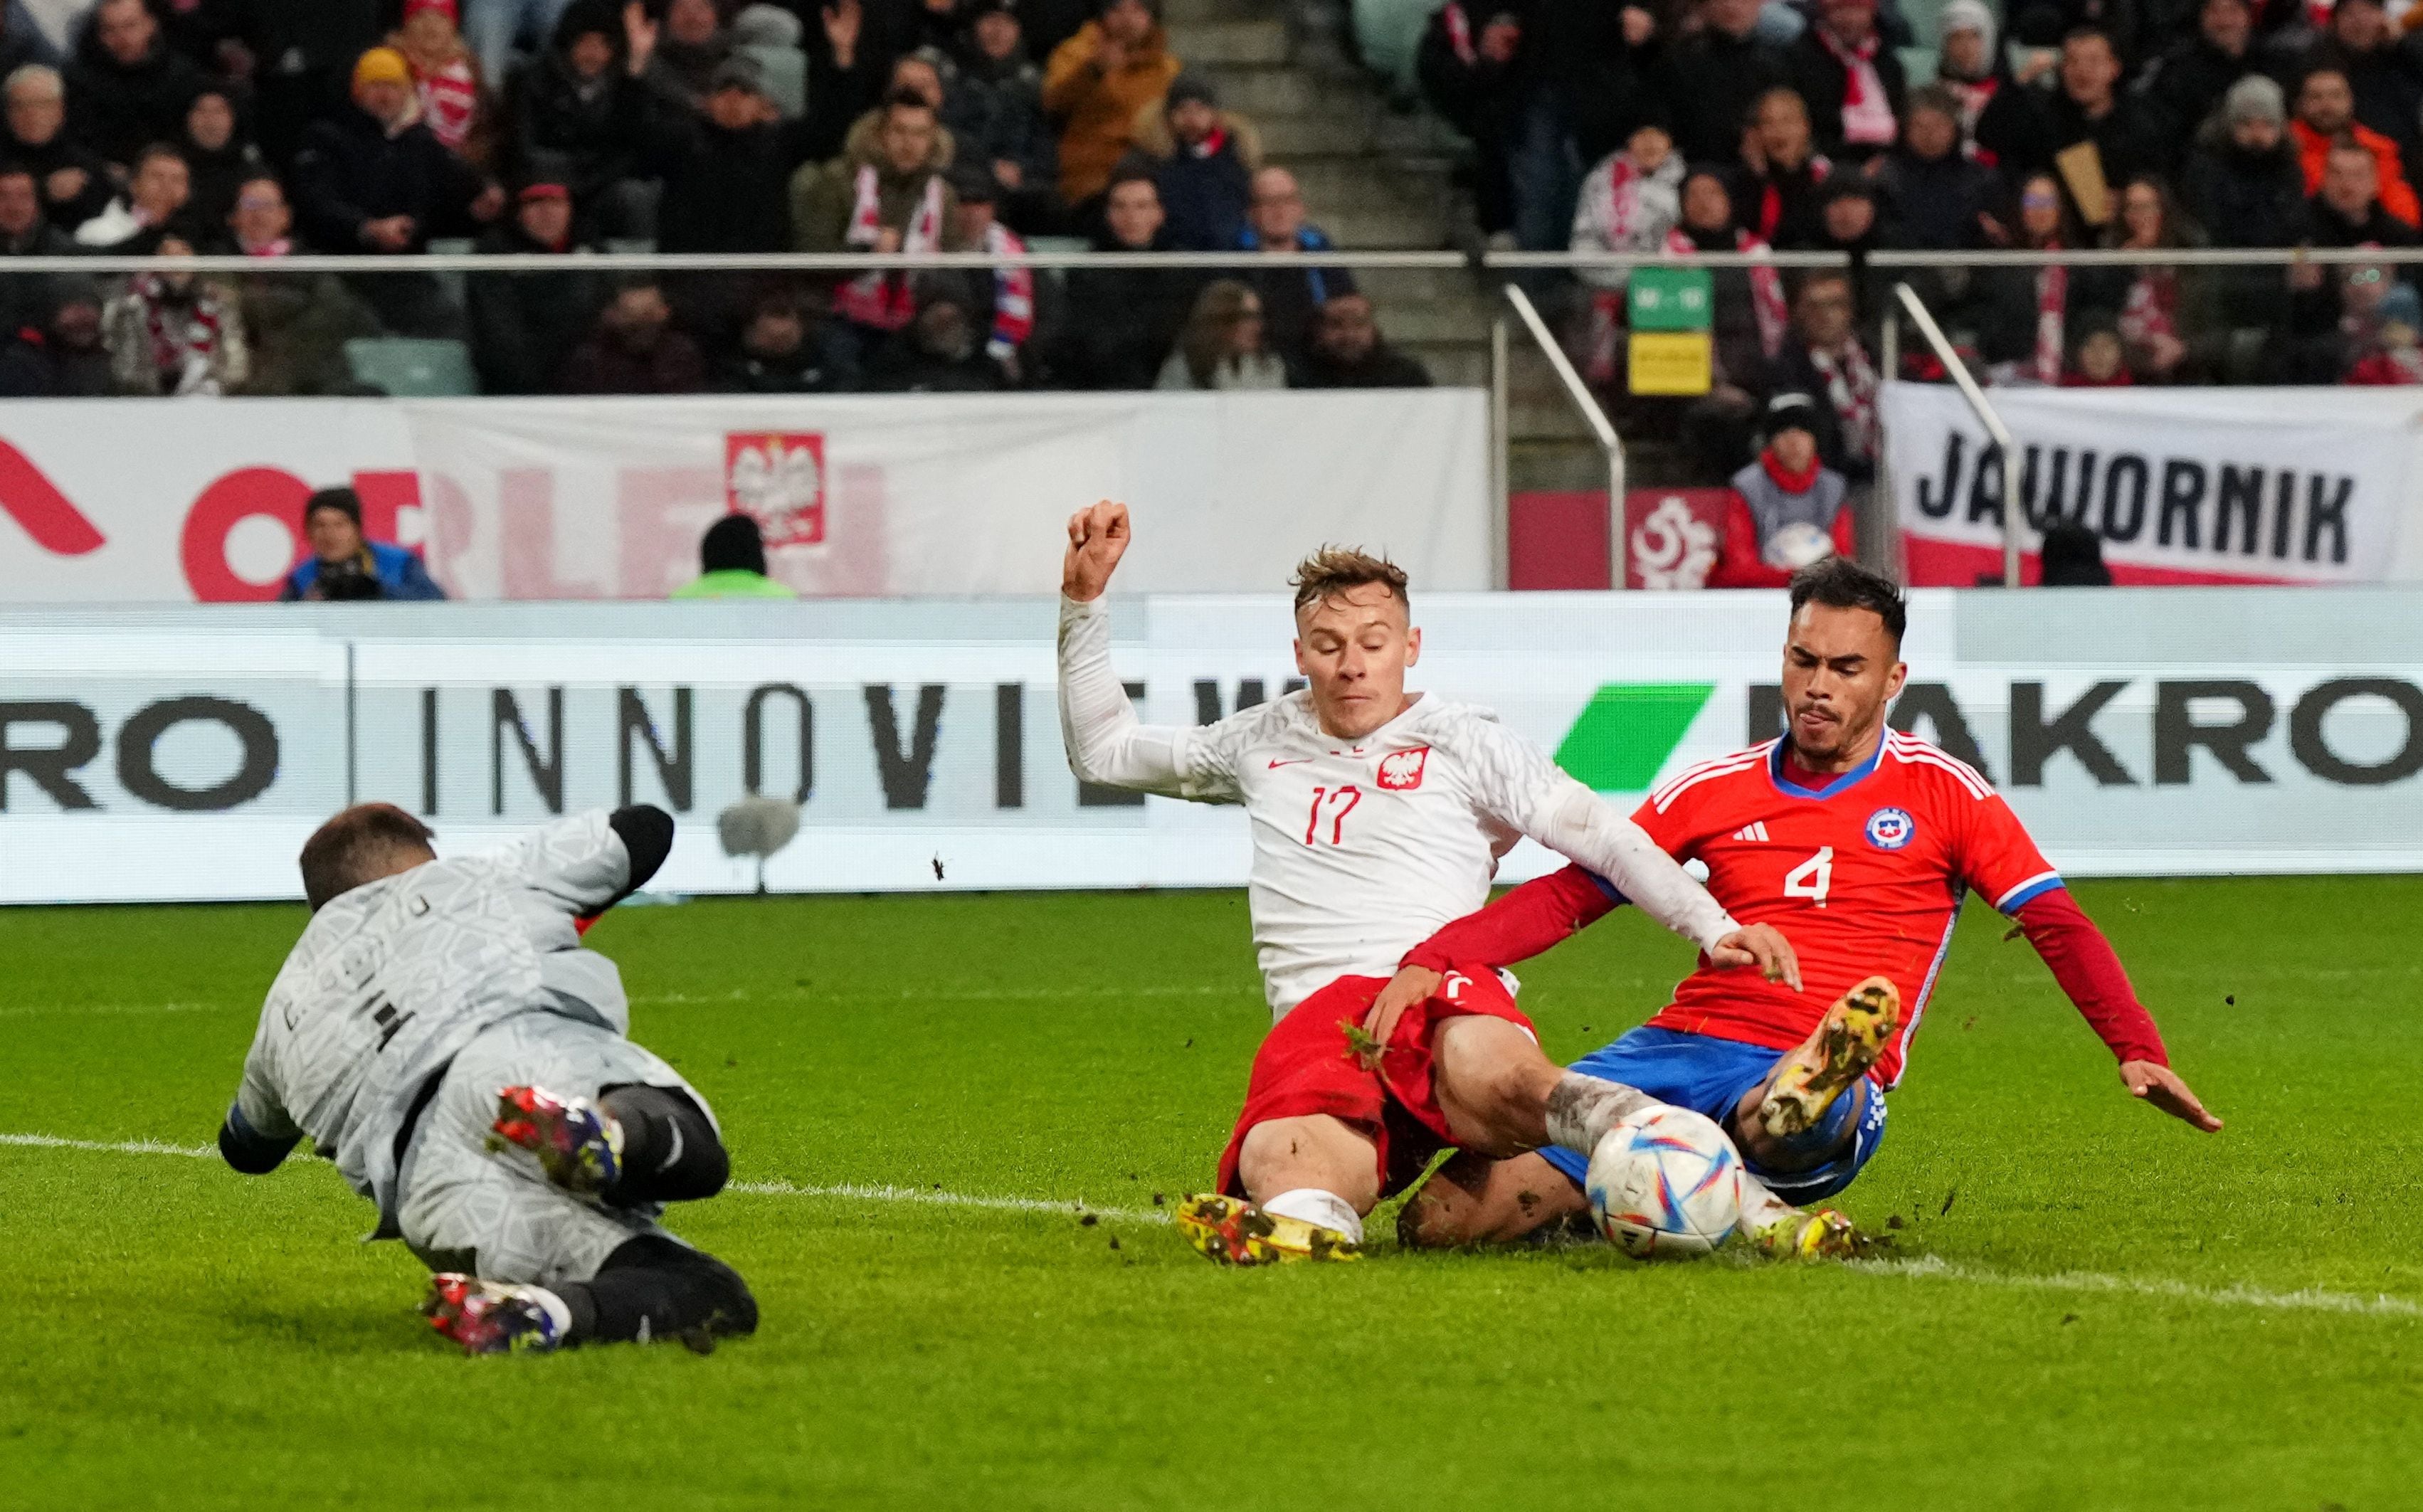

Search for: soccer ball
xmin=1583 ymin=1106 xmax=1745 ymax=1259
xmin=1762 ymin=519 xmax=1837 ymax=569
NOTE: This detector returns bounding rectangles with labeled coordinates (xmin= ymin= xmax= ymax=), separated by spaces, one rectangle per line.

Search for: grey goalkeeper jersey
xmin=230 ymin=810 xmax=642 ymax=1229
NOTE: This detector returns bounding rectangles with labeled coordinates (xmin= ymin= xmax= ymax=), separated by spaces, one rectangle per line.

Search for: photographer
xmin=278 ymin=487 xmax=448 ymax=601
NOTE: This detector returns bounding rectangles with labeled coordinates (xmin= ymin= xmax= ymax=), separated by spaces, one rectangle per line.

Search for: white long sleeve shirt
xmin=1057 ymin=596 xmax=1739 ymax=1019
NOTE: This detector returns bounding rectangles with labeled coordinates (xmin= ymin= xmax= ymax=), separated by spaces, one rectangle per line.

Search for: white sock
xmin=521 ymin=1284 xmax=575 ymax=1341
xmin=1262 ymin=1188 xmax=1365 ymax=1244
xmin=1738 ymin=1175 xmax=1798 ymax=1232
xmin=1544 ymin=1072 xmax=1656 ymax=1156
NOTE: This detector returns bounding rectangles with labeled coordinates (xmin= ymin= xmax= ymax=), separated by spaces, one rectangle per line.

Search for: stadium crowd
xmin=1422 ymin=0 xmax=2423 ymax=480
xmin=0 ymin=0 xmax=1431 ymax=395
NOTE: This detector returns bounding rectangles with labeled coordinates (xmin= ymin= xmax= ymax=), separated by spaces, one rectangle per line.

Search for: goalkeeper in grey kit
xmin=217 ymin=802 xmax=757 ymax=1355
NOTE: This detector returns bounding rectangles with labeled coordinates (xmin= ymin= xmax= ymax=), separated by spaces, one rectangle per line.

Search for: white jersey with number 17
xmin=1056 ymin=596 xmax=1740 ymax=1020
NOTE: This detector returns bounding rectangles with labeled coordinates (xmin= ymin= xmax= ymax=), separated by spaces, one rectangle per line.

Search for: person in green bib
xmin=672 ymin=514 xmax=796 ymax=599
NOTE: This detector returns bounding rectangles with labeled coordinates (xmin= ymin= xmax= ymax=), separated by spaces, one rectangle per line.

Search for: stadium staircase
xmin=1166 ymin=0 xmax=1662 ymax=494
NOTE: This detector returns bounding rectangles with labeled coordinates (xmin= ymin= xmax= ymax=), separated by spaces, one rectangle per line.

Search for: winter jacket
xmin=630 ymin=91 xmax=825 ymax=253
xmin=1652 ymin=25 xmax=1790 ymax=166
xmin=280 ymin=543 xmax=447 ymax=601
xmin=2039 ymin=92 xmax=2167 ymax=201
xmin=102 ymin=277 xmax=248 ymax=395
xmin=791 ymin=109 xmax=958 ymax=253
xmin=2291 ymin=117 xmax=2421 ymax=229
xmin=184 ymin=137 xmax=270 ymax=234
xmin=1155 ymin=347 xmax=1287 ymax=389
xmin=2137 ymin=36 xmax=2257 ymax=152
xmin=556 ymin=327 xmax=710 ymax=393
xmin=2318 ymin=36 xmax=2423 ymax=178
xmin=2181 ymin=132 xmax=2307 ymax=248
xmin=1873 ymin=145 xmax=1998 ymax=250
xmin=0 ymin=217 xmax=75 ymax=339
xmin=290 ymin=103 xmax=489 ymax=252
xmin=1237 ymin=223 xmax=1356 ymax=363
xmin=1047 ymin=228 xmax=1195 ymax=388
xmin=1415 ymin=0 xmax=1531 ymax=147
xmin=1296 ymin=341 xmax=1432 ymax=388
xmin=4 ymin=125 xmax=113 ymax=231
xmin=506 ymin=45 xmax=644 ymax=203
xmin=945 ymin=51 xmax=1058 ymax=199
xmin=212 ymin=257 xmax=384 ymax=397
xmin=1041 ymin=21 xmax=1182 ymax=203
xmin=1706 ymin=454 xmax=1856 ymax=588
xmin=64 ymin=31 xmax=209 ymax=169
xmin=465 ymin=223 xmax=609 ymax=395
xmin=1569 ymin=152 xmax=1684 ymax=290
xmin=1149 ymin=125 xmax=1255 ymax=251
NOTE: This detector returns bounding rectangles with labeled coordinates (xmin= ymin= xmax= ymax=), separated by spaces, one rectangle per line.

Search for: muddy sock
xmin=1544 ymin=1072 xmax=1657 ymax=1156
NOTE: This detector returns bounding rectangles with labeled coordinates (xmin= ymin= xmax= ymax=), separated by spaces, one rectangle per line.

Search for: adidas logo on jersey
xmin=1732 ymin=822 xmax=1772 ymax=842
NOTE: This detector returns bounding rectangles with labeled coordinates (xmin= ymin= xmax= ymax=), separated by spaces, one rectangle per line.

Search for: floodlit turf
xmin=2 ymin=877 xmax=2419 ymax=1510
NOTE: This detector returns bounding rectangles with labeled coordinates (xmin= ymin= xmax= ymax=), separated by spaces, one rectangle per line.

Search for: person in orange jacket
xmin=2290 ymin=66 xmax=2421 ymax=228
xmin=1706 ymin=393 xmax=1859 ymax=589
xmin=1042 ymin=0 xmax=1183 ymax=210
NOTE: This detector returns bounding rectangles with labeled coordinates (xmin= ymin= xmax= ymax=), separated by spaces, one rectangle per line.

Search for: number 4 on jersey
xmin=1783 ymin=846 xmax=1834 ymax=908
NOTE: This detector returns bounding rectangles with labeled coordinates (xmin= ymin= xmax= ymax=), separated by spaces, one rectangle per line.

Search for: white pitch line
xmin=0 ymin=1000 xmax=230 ymax=1020
xmin=731 ymin=1178 xmax=1171 ymax=1225
xmin=6 ymin=1133 xmax=2417 ymax=1318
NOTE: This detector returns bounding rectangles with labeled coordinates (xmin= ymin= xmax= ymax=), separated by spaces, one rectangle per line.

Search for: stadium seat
xmin=344 ymin=337 xmax=480 ymax=397
xmin=425 ymin=236 xmax=474 ymax=310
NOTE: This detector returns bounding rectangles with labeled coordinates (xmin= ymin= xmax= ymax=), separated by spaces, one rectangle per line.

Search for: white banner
xmin=7 ymin=589 xmax=2423 ymax=903
xmin=0 ymin=392 xmax=1489 ymax=603
xmin=1885 ymin=382 xmax=2422 ymax=586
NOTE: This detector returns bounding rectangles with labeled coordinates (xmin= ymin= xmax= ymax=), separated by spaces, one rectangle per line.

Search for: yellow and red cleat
xmin=1750 ymin=1207 xmax=1873 ymax=1260
xmin=1173 ymin=1193 xmax=1361 ymax=1266
xmin=1758 ymin=975 xmax=1902 ymax=1139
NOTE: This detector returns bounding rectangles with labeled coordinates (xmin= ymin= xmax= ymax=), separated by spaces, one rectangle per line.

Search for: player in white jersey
xmin=217 ymin=802 xmax=757 ymax=1354
xmin=1055 ymin=502 xmax=1854 ymax=1264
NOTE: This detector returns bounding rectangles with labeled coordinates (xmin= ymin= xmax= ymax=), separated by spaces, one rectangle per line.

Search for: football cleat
xmin=1173 ymin=1193 xmax=1361 ymax=1267
xmin=487 ymin=1084 xmax=623 ymax=1196
xmin=1758 ymin=976 xmax=1902 ymax=1139
xmin=1749 ymin=1207 xmax=1870 ymax=1261
xmin=421 ymin=1274 xmax=569 ymax=1355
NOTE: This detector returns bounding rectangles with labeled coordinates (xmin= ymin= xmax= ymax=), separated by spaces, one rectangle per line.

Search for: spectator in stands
xmin=2061 ymin=315 xmax=2130 ymax=384
xmin=1706 ymin=393 xmax=1855 ymax=588
xmin=1787 ymin=0 xmax=1903 ymax=164
xmin=1158 ymin=277 xmax=1285 ymax=389
xmin=1415 ymin=0 xmax=1525 ymax=244
xmin=2343 ymin=277 xmax=2423 ymax=384
xmin=467 ymin=0 xmax=581 ymax=88
xmin=1736 ymin=87 xmax=1830 ymax=249
xmin=213 ymin=175 xmax=384 ymax=396
xmin=945 ymin=161 xmax=1038 ymax=379
xmin=630 ymin=41 xmax=822 ymax=257
xmin=280 ymin=487 xmax=448 ymax=601
xmin=1933 ymin=1 xmax=2025 ymax=168
xmin=798 ymin=0 xmax=887 ymax=161
xmin=645 ymin=0 xmax=735 ymax=111
xmin=2042 ymin=27 xmax=2163 ymax=223
xmin=1146 ymin=73 xmax=1254 ymax=251
xmin=2291 ymin=65 xmax=2420 ymax=228
xmin=2039 ymin=519 xmax=2112 ymax=583
xmin=1047 ymin=166 xmax=1189 ymax=386
xmin=2140 ymin=0 xmax=2259 ymax=152
xmin=75 ymin=141 xmax=191 ymax=250
xmin=1768 ymin=271 xmax=1876 ymax=479
xmin=0 ymin=282 xmax=111 ymax=395
xmin=293 ymin=46 xmax=502 ymax=256
xmin=391 ymin=0 xmax=487 ymax=162
xmin=4 ymin=64 xmax=110 ymax=231
xmin=102 ymin=233 xmax=249 ymax=394
xmin=2184 ymin=73 xmax=2306 ymax=247
xmin=0 ymin=160 xmax=71 ymax=342
xmin=1876 ymin=87 xmax=1998 ymax=253
xmin=66 ymin=0 xmax=209 ymax=174
xmin=1296 ymin=292 xmax=1430 ymax=388
xmin=946 ymin=0 xmax=1057 ymax=233
xmin=1815 ymin=175 xmax=1891 ymax=321
xmin=714 ymin=287 xmax=852 ymax=391
xmin=505 ymin=0 xmax=650 ymax=240
xmin=2081 ymin=174 xmax=2214 ymax=383
xmin=1239 ymin=164 xmax=1351 ymax=365
xmin=558 ymin=275 xmax=709 ymax=391
xmin=1670 ymin=163 xmax=1788 ymax=378
xmin=1042 ymin=0 xmax=1180 ymax=215
xmin=233 ymin=2 xmax=387 ymax=167
xmin=1571 ymin=119 xmax=1682 ymax=382
xmin=2311 ymin=0 xmax=2423 ymax=181
xmin=796 ymin=87 xmax=955 ymax=361
xmin=152 ymin=0 xmax=249 ymax=80
xmin=467 ymin=181 xmax=606 ymax=393
xmin=1978 ymin=170 xmax=2084 ymax=382
xmin=1662 ymin=0 xmax=1790 ymax=168
xmin=672 ymin=514 xmax=797 ymax=598
xmin=866 ymin=275 xmax=1015 ymax=388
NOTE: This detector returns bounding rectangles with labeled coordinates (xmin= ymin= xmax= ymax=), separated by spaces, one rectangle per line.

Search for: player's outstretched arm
xmin=511 ymin=805 xmax=676 ymax=929
xmin=2011 ymin=889 xmax=2222 ymax=1132
xmin=219 ymin=1027 xmax=302 ymax=1175
xmin=1400 ymin=864 xmax=1620 ymax=976
xmin=1055 ymin=501 xmax=1239 ymax=800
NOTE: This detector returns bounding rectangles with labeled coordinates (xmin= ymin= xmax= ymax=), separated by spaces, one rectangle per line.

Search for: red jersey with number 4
xmin=1625 ymin=731 xmax=2060 ymax=1084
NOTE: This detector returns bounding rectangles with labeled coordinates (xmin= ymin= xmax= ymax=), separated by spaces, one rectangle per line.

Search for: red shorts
xmin=1213 ymin=967 xmax=1536 ymax=1200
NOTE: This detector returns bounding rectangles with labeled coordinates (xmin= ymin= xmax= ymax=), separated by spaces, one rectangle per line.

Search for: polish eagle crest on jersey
xmin=1376 ymin=746 xmax=1431 ymax=791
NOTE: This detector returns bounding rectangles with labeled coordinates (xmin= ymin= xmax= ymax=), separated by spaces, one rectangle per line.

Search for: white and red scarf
xmin=134 ymin=276 xmax=225 ymax=394
xmin=1601 ymin=156 xmax=1658 ymax=249
xmin=1662 ymin=226 xmax=1789 ymax=357
xmin=2033 ymin=255 xmax=2069 ymax=385
xmin=1942 ymin=75 xmax=2000 ymax=164
xmin=1815 ymin=25 xmax=1896 ymax=147
xmin=414 ymin=56 xmax=479 ymax=153
xmin=982 ymin=221 xmax=1034 ymax=360
xmin=1442 ymin=0 xmax=1475 ymax=64
xmin=834 ymin=165 xmax=946 ymax=331
xmin=1807 ymin=339 xmax=1879 ymax=461
xmin=2117 ymin=268 xmax=2175 ymax=352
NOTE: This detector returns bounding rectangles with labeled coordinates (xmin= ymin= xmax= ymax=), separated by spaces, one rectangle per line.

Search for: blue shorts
xmin=1537 ymin=1025 xmax=1888 ymax=1205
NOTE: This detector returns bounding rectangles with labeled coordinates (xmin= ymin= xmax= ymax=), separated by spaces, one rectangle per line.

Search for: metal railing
xmin=1893 ymin=280 xmax=2020 ymax=588
xmin=1497 ymin=282 xmax=1626 ymax=591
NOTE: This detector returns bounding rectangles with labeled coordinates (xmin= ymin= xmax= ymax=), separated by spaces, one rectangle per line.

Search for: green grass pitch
xmin=2 ymin=876 xmax=2419 ymax=1510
